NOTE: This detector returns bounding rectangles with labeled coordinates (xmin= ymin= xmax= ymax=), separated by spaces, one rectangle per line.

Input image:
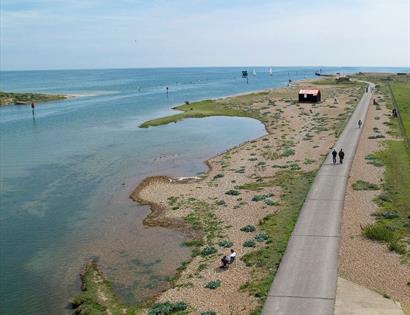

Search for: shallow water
xmin=0 ymin=66 xmax=407 ymax=314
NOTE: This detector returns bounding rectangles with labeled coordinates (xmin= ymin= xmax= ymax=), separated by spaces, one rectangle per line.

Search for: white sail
xmin=253 ymin=69 xmax=256 ymax=76
xmin=269 ymin=68 xmax=273 ymax=76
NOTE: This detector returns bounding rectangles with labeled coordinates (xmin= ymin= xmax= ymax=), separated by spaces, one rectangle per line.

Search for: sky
xmin=1 ymin=0 xmax=409 ymax=70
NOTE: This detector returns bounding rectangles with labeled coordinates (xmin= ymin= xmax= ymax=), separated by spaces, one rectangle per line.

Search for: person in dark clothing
xmin=358 ymin=119 xmax=362 ymax=128
xmin=332 ymin=149 xmax=337 ymax=165
xmin=338 ymin=149 xmax=345 ymax=164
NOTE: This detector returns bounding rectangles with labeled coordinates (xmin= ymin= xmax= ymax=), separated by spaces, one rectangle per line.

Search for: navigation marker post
xmin=31 ymin=102 xmax=35 ymax=120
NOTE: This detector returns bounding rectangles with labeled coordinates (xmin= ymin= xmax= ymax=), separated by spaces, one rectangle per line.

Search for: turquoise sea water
xmin=0 ymin=66 xmax=407 ymax=314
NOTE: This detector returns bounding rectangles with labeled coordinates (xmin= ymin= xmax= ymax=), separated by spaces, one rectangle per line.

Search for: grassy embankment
xmin=0 ymin=91 xmax=66 ymax=106
xmin=359 ymin=75 xmax=410 ymax=258
xmin=139 ymin=93 xmax=267 ymax=128
xmin=72 ymin=261 xmax=191 ymax=315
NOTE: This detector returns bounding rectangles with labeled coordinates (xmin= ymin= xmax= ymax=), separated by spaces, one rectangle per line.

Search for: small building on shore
xmin=298 ymin=89 xmax=321 ymax=103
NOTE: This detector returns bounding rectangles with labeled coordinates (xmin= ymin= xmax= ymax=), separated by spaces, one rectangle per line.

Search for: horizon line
xmin=1 ymin=65 xmax=409 ymax=73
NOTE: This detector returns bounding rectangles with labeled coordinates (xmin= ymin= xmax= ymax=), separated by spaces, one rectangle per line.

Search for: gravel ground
xmin=338 ymin=87 xmax=410 ymax=315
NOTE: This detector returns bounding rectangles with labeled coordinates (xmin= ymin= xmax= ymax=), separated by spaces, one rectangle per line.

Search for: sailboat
xmin=252 ymin=69 xmax=256 ymax=76
xmin=269 ymin=68 xmax=273 ymax=76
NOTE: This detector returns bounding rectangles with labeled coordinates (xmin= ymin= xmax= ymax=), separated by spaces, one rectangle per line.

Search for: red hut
xmin=299 ymin=89 xmax=321 ymax=103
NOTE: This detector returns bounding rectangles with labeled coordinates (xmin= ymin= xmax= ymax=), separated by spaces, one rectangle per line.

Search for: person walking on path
xmin=338 ymin=149 xmax=345 ymax=164
xmin=358 ymin=119 xmax=362 ymax=128
xmin=332 ymin=149 xmax=337 ymax=165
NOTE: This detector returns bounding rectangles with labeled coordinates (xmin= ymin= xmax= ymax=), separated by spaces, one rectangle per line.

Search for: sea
xmin=0 ymin=66 xmax=407 ymax=315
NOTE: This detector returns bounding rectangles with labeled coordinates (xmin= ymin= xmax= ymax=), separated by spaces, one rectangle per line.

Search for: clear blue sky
xmin=1 ymin=0 xmax=409 ymax=70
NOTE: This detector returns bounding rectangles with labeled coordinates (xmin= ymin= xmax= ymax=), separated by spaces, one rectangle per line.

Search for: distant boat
xmin=269 ymin=68 xmax=273 ymax=76
xmin=252 ymin=69 xmax=256 ymax=76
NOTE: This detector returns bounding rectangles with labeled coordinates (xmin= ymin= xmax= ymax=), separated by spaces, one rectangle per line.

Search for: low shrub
xmin=148 ymin=301 xmax=188 ymax=315
xmin=243 ymin=240 xmax=256 ymax=247
xmin=240 ymin=225 xmax=256 ymax=232
xmin=205 ymin=280 xmax=221 ymax=290
xmin=201 ymin=246 xmax=217 ymax=256
xmin=225 ymin=190 xmax=240 ymax=196
xmin=213 ymin=173 xmax=224 ymax=179
xmin=255 ymin=232 xmax=269 ymax=242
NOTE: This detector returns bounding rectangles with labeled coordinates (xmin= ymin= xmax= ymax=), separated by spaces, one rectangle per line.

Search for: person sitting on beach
xmin=220 ymin=249 xmax=237 ymax=268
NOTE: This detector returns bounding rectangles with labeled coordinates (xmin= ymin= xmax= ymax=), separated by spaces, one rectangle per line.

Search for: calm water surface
xmin=0 ymin=67 xmax=406 ymax=314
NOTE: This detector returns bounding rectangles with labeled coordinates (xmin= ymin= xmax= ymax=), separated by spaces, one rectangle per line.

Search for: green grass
xmin=352 ymin=180 xmax=380 ymax=191
xmin=0 ymin=91 xmax=66 ymax=106
xmin=240 ymin=171 xmax=315 ymax=313
xmin=139 ymin=97 xmax=262 ymax=128
xmin=390 ymin=82 xmax=410 ymax=139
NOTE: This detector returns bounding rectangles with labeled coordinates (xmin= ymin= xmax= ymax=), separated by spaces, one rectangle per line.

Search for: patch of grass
xmin=365 ymin=154 xmax=384 ymax=167
xmin=181 ymin=239 xmax=204 ymax=247
xmin=363 ymin=223 xmax=397 ymax=243
xmin=243 ymin=240 xmax=257 ymax=247
xmin=218 ymin=239 xmax=233 ymax=248
xmin=264 ymin=198 xmax=279 ymax=206
xmin=200 ymin=311 xmax=216 ymax=315
xmin=240 ymin=171 xmax=315 ymax=311
xmin=352 ymin=180 xmax=380 ymax=191
xmin=197 ymin=263 xmax=208 ymax=272
xmin=281 ymin=148 xmax=295 ymax=157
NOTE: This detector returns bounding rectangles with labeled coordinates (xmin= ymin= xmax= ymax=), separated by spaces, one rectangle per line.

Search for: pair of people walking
xmin=332 ymin=149 xmax=344 ymax=165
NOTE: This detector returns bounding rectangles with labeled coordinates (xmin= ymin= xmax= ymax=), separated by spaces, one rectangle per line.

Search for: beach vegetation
xmin=181 ymin=239 xmax=204 ymax=247
xmin=197 ymin=263 xmax=208 ymax=272
xmin=243 ymin=240 xmax=257 ymax=248
xmin=200 ymin=311 xmax=216 ymax=315
xmin=240 ymin=225 xmax=256 ymax=233
xmin=352 ymin=180 xmax=380 ymax=191
xmin=200 ymin=246 xmax=217 ymax=256
xmin=148 ymin=301 xmax=188 ymax=315
xmin=254 ymin=233 xmax=269 ymax=242
xmin=218 ymin=239 xmax=233 ymax=248
xmin=205 ymin=280 xmax=221 ymax=290
xmin=225 ymin=189 xmax=240 ymax=196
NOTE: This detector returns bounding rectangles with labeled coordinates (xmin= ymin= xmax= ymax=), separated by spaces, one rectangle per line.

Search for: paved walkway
xmin=335 ymin=277 xmax=404 ymax=315
xmin=262 ymin=83 xmax=375 ymax=315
